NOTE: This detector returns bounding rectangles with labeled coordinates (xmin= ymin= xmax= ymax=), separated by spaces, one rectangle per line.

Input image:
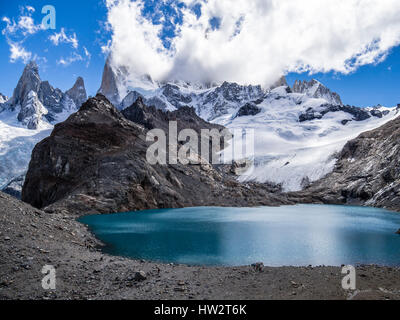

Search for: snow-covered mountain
xmin=1 ymin=58 xmax=398 ymax=196
xmin=219 ymin=86 xmax=399 ymax=191
xmin=4 ymin=61 xmax=87 ymax=128
xmin=0 ymin=61 xmax=87 ymax=195
xmin=98 ymin=60 xmax=400 ymax=191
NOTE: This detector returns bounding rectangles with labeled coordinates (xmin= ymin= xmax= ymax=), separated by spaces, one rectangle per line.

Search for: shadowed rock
xmin=22 ymin=94 xmax=290 ymax=214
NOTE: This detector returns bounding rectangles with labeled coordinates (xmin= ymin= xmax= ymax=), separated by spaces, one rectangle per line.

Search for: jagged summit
xmin=9 ymin=61 xmax=41 ymax=109
xmin=98 ymin=56 xmax=121 ymax=107
xmin=66 ymin=77 xmax=87 ymax=108
xmin=292 ymin=79 xmax=342 ymax=105
xmin=1 ymin=61 xmax=87 ymax=129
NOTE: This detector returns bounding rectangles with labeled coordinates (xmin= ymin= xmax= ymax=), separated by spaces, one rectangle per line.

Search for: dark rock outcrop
xmin=299 ymin=104 xmax=372 ymax=123
xmin=22 ymin=94 xmax=291 ymax=215
xmin=235 ymin=103 xmax=262 ymax=117
xmin=122 ymin=97 xmax=224 ymax=133
xmin=37 ymin=81 xmax=64 ymax=115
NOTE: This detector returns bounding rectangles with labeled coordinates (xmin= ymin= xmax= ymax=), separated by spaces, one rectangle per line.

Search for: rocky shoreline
xmin=1 ymin=192 xmax=400 ymax=300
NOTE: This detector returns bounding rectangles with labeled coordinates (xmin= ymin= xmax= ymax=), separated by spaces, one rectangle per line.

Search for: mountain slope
xmin=218 ymin=86 xmax=399 ymax=191
xmin=294 ymin=114 xmax=400 ymax=211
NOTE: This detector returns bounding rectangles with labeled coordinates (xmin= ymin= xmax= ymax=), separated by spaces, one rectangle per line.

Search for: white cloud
xmin=83 ymin=46 xmax=92 ymax=67
xmin=105 ymin=0 xmax=400 ymax=87
xmin=9 ymin=42 xmax=32 ymax=63
xmin=25 ymin=6 xmax=35 ymax=13
xmin=57 ymin=52 xmax=83 ymax=66
xmin=2 ymin=12 xmax=43 ymax=36
xmin=49 ymin=28 xmax=79 ymax=49
xmin=2 ymin=7 xmax=42 ymax=64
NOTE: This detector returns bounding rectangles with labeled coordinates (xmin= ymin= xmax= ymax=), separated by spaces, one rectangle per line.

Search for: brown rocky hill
xmin=22 ymin=94 xmax=290 ymax=215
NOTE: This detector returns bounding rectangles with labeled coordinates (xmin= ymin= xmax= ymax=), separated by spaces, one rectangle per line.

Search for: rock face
xmin=120 ymin=90 xmax=171 ymax=111
xmin=3 ymin=61 xmax=87 ymax=129
xmin=299 ymin=104 xmax=372 ymax=123
xmin=199 ymin=81 xmax=264 ymax=120
xmin=235 ymin=103 xmax=262 ymax=117
xmin=17 ymin=91 xmax=48 ymax=129
xmin=98 ymin=57 xmax=121 ymax=106
xmin=22 ymin=94 xmax=290 ymax=214
xmin=122 ymin=97 xmax=224 ymax=133
xmin=9 ymin=61 xmax=42 ymax=109
xmin=293 ymin=79 xmax=342 ymax=105
xmin=295 ymin=115 xmax=400 ymax=211
xmin=65 ymin=77 xmax=87 ymax=109
xmin=37 ymin=81 xmax=64 ymax=118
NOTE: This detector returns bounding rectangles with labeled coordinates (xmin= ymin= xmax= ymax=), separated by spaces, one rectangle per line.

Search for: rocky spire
xmin=98 ymin=56 xmax=121 ymax=106
xmin=1 ymin=60 xmax=86 ymax=129
xmin=9 ymin=61 xmax=41 ymax=109
xmin=66 ymin=76 xmax=87 ymax=108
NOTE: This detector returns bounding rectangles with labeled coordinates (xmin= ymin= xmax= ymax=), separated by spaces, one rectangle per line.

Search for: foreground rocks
xmin=22 ymin=94 xmax=292 ymax=215
xmin=1 ymin=192 xmax=399 ymax=300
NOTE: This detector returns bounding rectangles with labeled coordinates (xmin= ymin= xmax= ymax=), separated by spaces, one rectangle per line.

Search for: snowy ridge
xmin=218 ymin=86 xmax=399 ymax=191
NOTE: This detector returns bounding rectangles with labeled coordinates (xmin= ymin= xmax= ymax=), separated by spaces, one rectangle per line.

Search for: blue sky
xmin=0 ymin=0 xmax=399 ymax=107
xmin=0 ymin=0 xmax=109 ymax=98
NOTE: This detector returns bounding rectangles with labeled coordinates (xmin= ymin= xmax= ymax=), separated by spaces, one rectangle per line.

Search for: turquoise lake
xmin=79 ymin=205 xmax=400 ymax=266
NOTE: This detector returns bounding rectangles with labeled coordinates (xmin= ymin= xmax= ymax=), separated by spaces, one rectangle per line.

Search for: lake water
xmin=79 ymin=205 xmax=400 ymax=266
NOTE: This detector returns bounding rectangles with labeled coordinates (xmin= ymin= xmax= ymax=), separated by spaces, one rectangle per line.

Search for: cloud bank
xmin=105 ymin=0 xmax=400 ymax=87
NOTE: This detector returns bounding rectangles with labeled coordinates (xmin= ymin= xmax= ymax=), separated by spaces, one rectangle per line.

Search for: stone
xmin=134 ymin=271 xmax=147 ymax=281
xmin=235 ymin=103 xmax=261 ymax=117
xmin=251 ymin=262 xmax=264 ymax=272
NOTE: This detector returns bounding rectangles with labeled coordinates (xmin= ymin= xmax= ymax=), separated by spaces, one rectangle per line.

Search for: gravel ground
xmin=1 ymin=192 xmax=399 ymax=300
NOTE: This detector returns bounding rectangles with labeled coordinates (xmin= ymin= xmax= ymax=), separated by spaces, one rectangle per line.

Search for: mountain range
xmin=0 ymin=61 xmax=87 ymax=195
xmin=0 ymin=58 xmax=399 ymax=201
xmin=97 ymin=58 xmax=399 ymax=191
